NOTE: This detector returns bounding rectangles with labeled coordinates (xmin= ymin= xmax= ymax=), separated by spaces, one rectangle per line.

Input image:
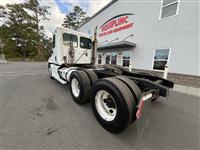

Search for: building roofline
xmin=77 ymin=0 xmax=118 ymax=29
xmin=97 ymin=41 xmax=136 ymax=50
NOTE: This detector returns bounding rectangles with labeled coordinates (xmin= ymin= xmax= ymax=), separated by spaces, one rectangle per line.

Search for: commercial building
xmin=78 ymin=0 xmax=199 ymax=87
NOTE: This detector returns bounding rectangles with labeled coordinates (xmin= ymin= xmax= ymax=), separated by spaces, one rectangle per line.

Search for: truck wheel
xmin=83 ymin=69 xmax=98 ymax=86
xmin=48 ymin=64 xmax=53 ymax=79
xmin=69 ymin=70 xmax=91 ymax=104
xmin=114 ymin=76 xmax=141 ymax=122
xmin=91 ymin=78 xmax=135 ymax=133
xmin=115 ymin=76 xmax=142 ymax=103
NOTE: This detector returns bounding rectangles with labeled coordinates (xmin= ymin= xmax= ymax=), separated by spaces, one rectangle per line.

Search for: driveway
xmin=0 ymin=62 xmax=199 ymax=150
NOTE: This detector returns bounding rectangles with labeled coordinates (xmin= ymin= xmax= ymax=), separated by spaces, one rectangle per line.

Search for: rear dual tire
xmin=91 ymin=78 xmax=140 ymax=133
xmin=114 ymin=76 xmax=142 ymax=122
xmin=69 ymin=70 xmax=91 ymax=104
xmin=69 ymin=70 xmax=141 ymax=133
xmin=69 ymin=70 xmax=98 ymax=104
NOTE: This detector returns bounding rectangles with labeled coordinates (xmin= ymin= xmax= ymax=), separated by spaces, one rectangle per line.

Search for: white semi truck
xmin=48 ymin=27 xmax=174 ymax=133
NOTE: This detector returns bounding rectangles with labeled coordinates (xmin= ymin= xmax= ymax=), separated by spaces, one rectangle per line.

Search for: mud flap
xmin=135 ymin=93 xmax=152 ymax=138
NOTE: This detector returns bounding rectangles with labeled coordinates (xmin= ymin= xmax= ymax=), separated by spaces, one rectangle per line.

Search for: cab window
xmin=63 ymin=33 xmax=78 ymax=47
xmin=80 ymin=37 xmax=92 ymax=49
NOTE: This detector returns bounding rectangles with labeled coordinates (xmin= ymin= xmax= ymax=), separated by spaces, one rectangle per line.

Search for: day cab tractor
xmin=48 ymin=27 xmax=174 ymax=133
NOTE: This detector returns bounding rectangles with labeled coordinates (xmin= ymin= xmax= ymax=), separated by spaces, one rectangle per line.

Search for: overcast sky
xmin=1 ymin=0 xmax=111 ymax=37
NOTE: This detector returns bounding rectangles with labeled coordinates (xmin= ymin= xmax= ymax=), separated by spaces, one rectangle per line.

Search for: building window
xmin=111 ymin=52 xmax=117 ymax=64
xmin=153 ymin=49 xmax=170 ymax=71
xmin=122 ymin=51 xmax=130 ymax=67
xmin=105 ymin=55 xmax=111 ymax=64
xmin=160 ymin=0 xmax=179 ymax=19
xmin=98 ymin=54 xmax=102 ymax=64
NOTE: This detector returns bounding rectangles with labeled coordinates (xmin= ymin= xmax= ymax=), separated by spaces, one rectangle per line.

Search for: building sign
xmin=98 ymin=13 xmax=134 ymax=37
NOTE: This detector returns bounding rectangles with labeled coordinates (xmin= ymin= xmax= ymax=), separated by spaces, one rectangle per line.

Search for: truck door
xmin=77 ymin=37 xmax=92 ymax=64
xmin=63 ymin=33 xmax=78 ymax=64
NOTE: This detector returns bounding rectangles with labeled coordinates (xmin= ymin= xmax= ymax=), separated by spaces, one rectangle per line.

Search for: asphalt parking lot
xmin=0 ymin=62 xmax=199 ymax=150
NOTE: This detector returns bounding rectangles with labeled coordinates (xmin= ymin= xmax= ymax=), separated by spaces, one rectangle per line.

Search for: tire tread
xmin=70 ymin=70 xmax=91 ymax=104
xmin=105 ymin=78 xmax=135 ymax=124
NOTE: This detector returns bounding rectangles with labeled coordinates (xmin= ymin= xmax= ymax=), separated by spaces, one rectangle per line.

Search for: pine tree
xmin=62 ymin=5 xmax=89 ymax=29
xmin=0 ymin=5 xmax=7 ymax=18
xmin=0 ymin=2 xmax=51 ymax=61
xmin=23 ymin=0 xmax=50 ymax=59
xmin=0 ymin=4 xmax=37 ymax=60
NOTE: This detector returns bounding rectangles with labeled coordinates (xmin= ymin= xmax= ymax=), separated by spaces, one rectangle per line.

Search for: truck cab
xmin=49 ymin=27 xmax=92 ymax=65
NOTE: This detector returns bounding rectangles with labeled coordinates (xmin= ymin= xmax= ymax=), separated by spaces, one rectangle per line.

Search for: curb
xmin=171 ymin=84 xmax=200 ymax=98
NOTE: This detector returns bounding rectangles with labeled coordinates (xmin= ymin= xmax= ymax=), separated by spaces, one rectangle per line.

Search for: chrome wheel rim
xmin=71 ymin=78 xmax=80 ymax=97
xmin=95 ymin=90 xmax=117 ymax=121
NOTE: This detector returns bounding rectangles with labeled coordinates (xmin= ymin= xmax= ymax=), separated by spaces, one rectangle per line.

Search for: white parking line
xmin=0 ymin=70 xmax=48 ymax=76
xmin=3 ymin=70 xmax=47 ymax=74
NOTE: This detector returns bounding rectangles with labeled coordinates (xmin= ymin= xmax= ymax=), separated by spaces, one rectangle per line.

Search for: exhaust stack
xmin=92 ymin=26 xmax=98 ymax=66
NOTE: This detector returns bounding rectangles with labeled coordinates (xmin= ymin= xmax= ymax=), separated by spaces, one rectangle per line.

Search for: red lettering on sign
xmin=99 ymin=23 xmax=133 ymax=37
xmin=99 ymin=15 xmax=133 ymax=37
xmin=101 ymin=16 xmax=130 ymax=32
